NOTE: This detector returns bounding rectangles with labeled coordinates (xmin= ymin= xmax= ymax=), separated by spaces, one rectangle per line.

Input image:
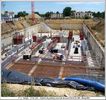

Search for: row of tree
xmin=12 ymin=7 xmax=104 ymax=19
xmin=14 ymin=11 xmax=28 ymax=18
xmin=93 ymin=12 xmax=105 ymax=19
xmin=43 ymin=7 xmax=73 ymax=18
xmin=44 ymin=7 xmax=105 ymax=19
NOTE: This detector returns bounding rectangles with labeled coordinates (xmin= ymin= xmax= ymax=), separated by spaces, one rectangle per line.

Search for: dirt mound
xmin=26 ymin=14 xmax=41 ymax=19
xmin=91 ymin=20 xmax=105 ymax=47
xmin=92 ymin=20 xmax=104 ymax=38
xmin=45 ymin=19 xmax=97 ymax=30
xmin=1 ymin=19 xmax=31 ymax=35
xmin=38 ymin=22 xmax=52 ymax=33
xmin=25 ymin=14 xmax=42 ymax=25
xmin=1 ymin=23 xmax=11 ymax=34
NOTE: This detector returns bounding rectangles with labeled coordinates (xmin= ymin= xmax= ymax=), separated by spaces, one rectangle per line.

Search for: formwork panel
xmin=32 ymin=65 xmax=61 ymax=78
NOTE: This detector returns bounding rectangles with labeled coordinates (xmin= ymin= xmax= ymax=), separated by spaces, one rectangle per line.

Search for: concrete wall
xmin=82 ymin=24 xmax=105 ymax=68
xmin=1 ymin=22 xmax=53 ymax=49
xmin=1 ymin=33 xmax=13 ymax=47
xmin=60 ymin=24 xmax=82 ymax=30
xmin=1 ymin=24 xmax=39 ymax=48
xmin=45 ymin=19 xmax=97 ymax=30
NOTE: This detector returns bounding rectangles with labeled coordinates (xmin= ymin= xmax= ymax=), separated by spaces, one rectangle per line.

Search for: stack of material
xmin=13 ymin=35 xmax=24 ymax=45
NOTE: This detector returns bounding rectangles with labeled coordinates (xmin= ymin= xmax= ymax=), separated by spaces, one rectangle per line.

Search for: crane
xmin=31 ymin=1 xmax=36 ymax=25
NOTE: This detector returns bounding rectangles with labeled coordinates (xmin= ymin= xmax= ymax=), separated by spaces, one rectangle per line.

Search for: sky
xmin=1 ymin=1 xmax=105 ymax=14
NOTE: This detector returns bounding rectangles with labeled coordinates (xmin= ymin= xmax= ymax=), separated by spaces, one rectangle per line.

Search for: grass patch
xmin=1 ymin=83 xmax=15 ymax=97
xmin=22 ymin=86 xmax=57 ymax=97
xmin=1 ymin=83 xmax=57 ymax=97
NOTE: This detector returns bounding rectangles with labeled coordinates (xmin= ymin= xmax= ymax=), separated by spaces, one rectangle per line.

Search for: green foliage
xmin=22 ymin=86 xmax=57 ymax=97
xmin=1 ymin=84 xmax=15 ymax=97
xmin=40 ymin=14 xmax=45 ymax=17
xmin=84 ymin=15 xmax=90 ymax=19
xmin=45 ymin=11 xmax=53 ymax=19
xmin=14 ymin=11 xmax=28 ymax=18
xmin=23 ymin=86 xmax=37 ymax=97
xmin=63 ymin=7 xmax=72 ymax=17
xmin=5 ymin=11 xmax=8 ymax=14
xmin=93 ymin=11 xmax=105 ymax=18
xmin=34 ymin=12 xmax=40 ymax=16
xmin=56 ymin=11 xmax=59 ymax=14
xmin=1 ymin=84 xmax=57 ymax=97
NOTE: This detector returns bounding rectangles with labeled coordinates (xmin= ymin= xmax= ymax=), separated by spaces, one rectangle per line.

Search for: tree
xmin=96 ymin=12 xmax=101 ymax=17
xmin=40 ymin=14 xmax=45 ymax=17
xmin=34 ymin=12 xmax=40 ymax=16
xmin=3 ymin=11 xmax=8 ymax=16
xmin=84 ymin=15 xmax=90 ymax=19
xmin=63 ymin=7 xmax=72 ymax=17
xmin=5 ymin=11 xmax=8 ymax=14
xmin=45 ymin=12 xmax=51 ymax=18
xmin=93 ymin=11 xmax=105 ymax=18
xmin=101 ymin=12 xmax=105 ymax=18
xmin=56 ymin=11 xmax=59 ymax=14
xmin=14 ymin=11 xmax=28 ymax=18
xmin=45 ymin=11 xmax=53 ymax=19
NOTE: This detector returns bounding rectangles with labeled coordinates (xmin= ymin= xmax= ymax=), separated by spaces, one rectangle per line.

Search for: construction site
xmin=1 ymin=1 xmax=105 ymax=97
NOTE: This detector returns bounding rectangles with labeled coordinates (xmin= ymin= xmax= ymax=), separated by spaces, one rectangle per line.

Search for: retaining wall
xmin=46 ymin=23 xmax=82 ymax=30
xmin=82 ymin=24 xmax=105 ymax=68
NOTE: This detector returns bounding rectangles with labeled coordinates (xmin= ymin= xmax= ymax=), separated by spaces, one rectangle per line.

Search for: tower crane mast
xmin=31 ymin=1 xmax=36 ymax=24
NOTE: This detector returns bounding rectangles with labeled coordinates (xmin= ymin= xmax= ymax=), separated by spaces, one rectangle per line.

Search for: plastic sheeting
xmin=64 ymin=75 xmax=104 ymax=84
xmin=64 ymin=75 xmax=105 ymax=92
xmin=1 ymin=69 xmax=33 ymax=84
xmin=1 ymin=69 xmax=104 ymax=92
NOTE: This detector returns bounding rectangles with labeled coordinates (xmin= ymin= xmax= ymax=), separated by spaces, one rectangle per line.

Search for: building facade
xmin=74 ymin=12 xmax=93 ymax=18
xmin=51 ymin=13 xmax=63 ymax=19
xmin=1 ymin=11 xmax=15 ymax=22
